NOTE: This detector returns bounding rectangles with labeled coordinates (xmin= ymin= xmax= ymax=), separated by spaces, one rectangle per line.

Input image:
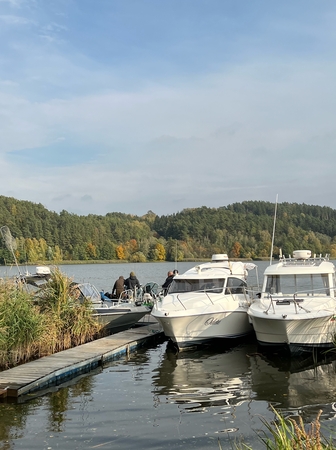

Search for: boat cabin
xmin=168 ymin=276 xmax=247 ymax=295
xmin=262 ymin=251 xmax=336 ymax=298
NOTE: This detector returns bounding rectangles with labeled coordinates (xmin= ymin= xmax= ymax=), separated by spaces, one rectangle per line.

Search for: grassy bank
xmin=0 ymin=268 xmax=104 ymax=369
xmin=232 ymin=407 xmax=335 ymax=450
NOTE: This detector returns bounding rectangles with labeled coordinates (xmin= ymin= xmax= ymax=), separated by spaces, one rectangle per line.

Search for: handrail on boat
xmin=263 ymin=293 xmax=312 ymax=315
xmin=176 ymin=294 xmax=187 ymax=310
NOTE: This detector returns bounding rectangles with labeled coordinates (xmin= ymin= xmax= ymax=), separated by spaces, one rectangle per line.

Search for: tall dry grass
xmin=0 ymin=268 xmax=104 ymax=369
xmin=0 ymin=279 xmax=45 ymax=368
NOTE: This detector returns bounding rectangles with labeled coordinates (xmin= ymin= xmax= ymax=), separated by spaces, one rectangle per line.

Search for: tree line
xmin=0 ymin=195 xmax=336 ymax=264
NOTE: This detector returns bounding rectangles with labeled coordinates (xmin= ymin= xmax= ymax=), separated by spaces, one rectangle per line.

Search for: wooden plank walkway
xmin=0 ymin=319 xmax=164 ymax=398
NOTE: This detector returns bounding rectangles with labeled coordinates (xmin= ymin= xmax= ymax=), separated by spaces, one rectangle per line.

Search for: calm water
xmin=1 ymin=261 xmax=336 ymax=449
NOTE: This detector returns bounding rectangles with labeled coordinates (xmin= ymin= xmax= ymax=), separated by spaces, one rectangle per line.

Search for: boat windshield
xmin=168 ymin=278 xmax=225 ymax=294
xmin=76 ymin=283 xmax=102 ymax=302
xmin=265 ymin=274 xmax=331 ymax=296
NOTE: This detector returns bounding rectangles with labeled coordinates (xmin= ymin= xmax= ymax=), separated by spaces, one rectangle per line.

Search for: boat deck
xmin=0 ymin=317 xmax=164 ymax=399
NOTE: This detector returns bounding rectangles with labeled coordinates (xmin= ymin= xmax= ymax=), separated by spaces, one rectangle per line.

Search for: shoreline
xmin=0 ymin=257 xmax=269 ymax=267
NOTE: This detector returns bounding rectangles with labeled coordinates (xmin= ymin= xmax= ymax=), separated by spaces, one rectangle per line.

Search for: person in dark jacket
xmin=162 ymin=271 xmax=174 ymax=295
xmin=112 ymin=275 xmax=125 ymax=298
xmin=124 ymin=272 xmax=140 ymax=291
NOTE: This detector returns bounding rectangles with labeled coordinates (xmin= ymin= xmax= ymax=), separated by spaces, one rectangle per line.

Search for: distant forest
xmin=0 ymin=195 xmax=336 ymax=264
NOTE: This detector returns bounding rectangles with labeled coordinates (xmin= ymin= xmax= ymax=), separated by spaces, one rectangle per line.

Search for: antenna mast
xmin=270 ymin=194 xmax=278 ymax=265
xmin=0 ymin=225 xmax=22 ymax=276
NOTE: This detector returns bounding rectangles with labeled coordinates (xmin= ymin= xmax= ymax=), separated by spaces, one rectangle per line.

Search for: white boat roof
xmin=264 ymin=256 xmax=336 ymax=276
xmin=176 ymin=254 xmax=256 ymax=279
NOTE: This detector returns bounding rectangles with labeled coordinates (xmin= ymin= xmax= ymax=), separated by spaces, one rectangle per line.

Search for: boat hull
xmin=93 ymin=306 xmax=150 ymax=332
xmin=248 ymin=312 xmax=336 ymax=350
xmin=153 ymin=309 xmax=253 ymax=349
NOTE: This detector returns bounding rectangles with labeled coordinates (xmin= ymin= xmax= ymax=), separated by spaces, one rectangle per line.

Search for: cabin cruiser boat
xmin=73 ymin=282 xmax=152 ymax=332
xmin=247 ymin=250 xmax=336 ymax=351
xmin=151 ymin=254 xmax=257 ymax=349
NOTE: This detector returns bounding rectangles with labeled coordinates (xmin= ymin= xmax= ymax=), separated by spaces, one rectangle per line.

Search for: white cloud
xmin=0 ymin=0 xmax=23 ymax=6
xmin=0 ymin=14 xmax=31 ymax=24
xmin=3 ymin=57 xmax=335 ymax=157
xmin=0 ymin=2 xmax=336 ymax=215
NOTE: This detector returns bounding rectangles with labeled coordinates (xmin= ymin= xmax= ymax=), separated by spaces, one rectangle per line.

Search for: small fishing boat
xmin=151 ymin=254 xmax=257 ymax=349
xmin=247 ymin=250 xmax=336 ymax=352
xmin=23 ymin=267 xmax=154 ymax=333
xmin=74 ymin=282 xmax=152 ymax=332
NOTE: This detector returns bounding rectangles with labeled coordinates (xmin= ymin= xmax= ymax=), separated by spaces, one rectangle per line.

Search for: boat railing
xmin=263 ymin=292 xmax=315 ymax=314
xmin=111 ymin=289 xmax=135 ymax=305
xmin=175 ymin=295 xmax=187 ymax=309
xmin=280 ymin=253 xmax=330 ymax=265
xmin=116 ymin=283 xmax=162 ymax=307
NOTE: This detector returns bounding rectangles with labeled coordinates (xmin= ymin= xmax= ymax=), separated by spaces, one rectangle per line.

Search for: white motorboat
xmin=23 ymin=268 xmax=153 ymax=333
xmin=74 ymin=282 xmax=152 ymax=332
xmin=151 ymin=254 xmax=257 ymax=349
xmin=247 ymin=250 xmax=336 ymax=351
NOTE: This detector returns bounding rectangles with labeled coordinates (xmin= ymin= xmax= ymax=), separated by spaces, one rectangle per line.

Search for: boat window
xmin=76 ymin=283 xmax=101 ymax=302
xmin=265 ymin=274 xmax=330 ymax=295
xmin=225 ymin=277 xmax=247 ymax=294
xmin=265 ymin=275 xmax=281 ymax=294
xmin=168 ymin=278 xmax=225 ymax=294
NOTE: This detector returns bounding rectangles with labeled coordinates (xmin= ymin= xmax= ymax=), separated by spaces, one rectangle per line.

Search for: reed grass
xmin=35 ymin=267 xmax=103 ymax=355
xmin=0 ymin=268 xmax=103 ymax=369
xmin=235 ymin=406 xmax=335 ymax=450
xmin=0 ymin=279 xmax=45 ymax=368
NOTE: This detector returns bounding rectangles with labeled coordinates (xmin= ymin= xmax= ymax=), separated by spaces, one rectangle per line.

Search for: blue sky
xmin=1 ymin=0 xmax=336 ymax=216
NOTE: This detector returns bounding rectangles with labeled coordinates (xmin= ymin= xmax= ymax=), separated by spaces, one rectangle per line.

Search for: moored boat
xmin=247 ymin=250 xmax=336 ymax=352
xmin=151 ymin=254 xmax=257 ymax=349
xmin=23 ymin=267 xmax=154 ymax=334
xmin=72 ymin=282 xmax=153 ymax=333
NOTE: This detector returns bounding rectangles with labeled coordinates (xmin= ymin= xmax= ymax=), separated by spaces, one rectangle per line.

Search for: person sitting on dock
xmin=112 ymin=275 xmax=125 ymax=299
xmin=162 ymin=271 xmax=174 ymax=295
xmin=124 ymin=272 xmax=140 ymax=291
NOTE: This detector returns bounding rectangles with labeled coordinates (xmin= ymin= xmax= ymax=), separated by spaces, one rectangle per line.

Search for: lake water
xmin=1 ymin=260 xmax=336 ymax=449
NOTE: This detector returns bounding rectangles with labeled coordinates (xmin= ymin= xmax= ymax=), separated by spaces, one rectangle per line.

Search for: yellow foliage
xmin=231 ymin=241 xmax=242 ymax=258
xmin=156 ymin=243 xmax=166 ymax=261
xmin=116 ymin=245 xmax=125 ymax=260
xmin=86 ymin=242 xmax=97 ymax=259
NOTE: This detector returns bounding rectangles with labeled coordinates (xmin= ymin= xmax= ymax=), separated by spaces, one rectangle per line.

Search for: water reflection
xmin=249 ymin=348 xmax=336 ymax=422
xmin=1 ymin=341 xmax=336 ymax=448
xmin=153 ymin=341 xmax=336 ymax=426
xmin=0 ymin=373 xmax=98 ymax=448
xmin=153 ymin=342 xmax=254 ymax=413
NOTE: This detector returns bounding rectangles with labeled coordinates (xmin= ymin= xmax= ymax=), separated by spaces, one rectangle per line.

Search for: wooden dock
xmin=0 ymin=319 xmax=164 ymax=399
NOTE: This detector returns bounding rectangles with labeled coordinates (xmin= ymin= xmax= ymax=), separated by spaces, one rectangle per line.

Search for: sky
xmin=1 ymin=0 xmax=336 ymax=217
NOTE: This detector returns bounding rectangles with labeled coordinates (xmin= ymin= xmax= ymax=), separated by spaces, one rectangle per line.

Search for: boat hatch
xmin=275 ymin=299 xmax=304 ymax=305
xmin=211 ymin=254 xmax=229 ymax=262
